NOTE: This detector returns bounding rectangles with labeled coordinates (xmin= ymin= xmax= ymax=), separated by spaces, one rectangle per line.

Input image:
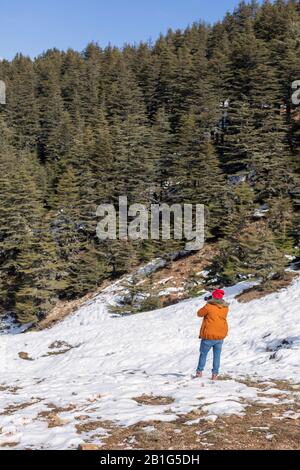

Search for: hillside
xmin=0 ymin=273 xmax=299 ymax=450
xmin=1 ymin=0 xmax=300 ymax=325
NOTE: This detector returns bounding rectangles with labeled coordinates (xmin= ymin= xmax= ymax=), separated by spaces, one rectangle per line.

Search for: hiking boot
xmin=195 ymin=371 xmax=203 ymax=378
xmin=211 ymin=373 xmax=218 ymax=381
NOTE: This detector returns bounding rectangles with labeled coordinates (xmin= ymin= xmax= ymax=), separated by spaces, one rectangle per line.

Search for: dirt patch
xmin=76 ymin=420 xmax=113 ymax=434
xmin=0 ymin=384 xmax=21 ymax=394
xmin=235 ymin=377 xmax=299 ymax=392
xmin=0 ymin=442 xmax=20 ymax=448
xmin=37 ymin=403 xmax=77 ymax=428
xmin=133 ymin=395 xmax=175 ymax=406
xmin=44 ymin=403 xmax=77 ymax=413
xmin=236 ymin=273 xmax=297 ymax=303
xmin=48 ymin=340 xmax=72 ymax=349
xmin=75 ymin=415 xmax=89 ymax=421
xmin=42 ymin=350 xmax=71 ymax=357
xmin=26 ymin=402 xmax=77 ymax=428
xmin=0 ymin=399 xmax=41 ymax=415
xmin=42 ymin=341 xmax=81 ymax=357
xmin=37 ymin=410 xmax=68 ymax=428
xmin=153 ymin=244 xmax=217 ymax=289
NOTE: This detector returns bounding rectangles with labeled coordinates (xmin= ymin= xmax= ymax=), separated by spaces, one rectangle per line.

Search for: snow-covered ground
xmin=0 ymin=276 xmax=299 ymax=449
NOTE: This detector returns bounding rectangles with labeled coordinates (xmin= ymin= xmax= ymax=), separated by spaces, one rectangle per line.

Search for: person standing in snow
xmin=195 ymin=289 xmax=229 ymax=380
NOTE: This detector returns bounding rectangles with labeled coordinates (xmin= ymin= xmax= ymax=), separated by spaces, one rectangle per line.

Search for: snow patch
xmin=0 ymin=275 xmax=299 ymax=449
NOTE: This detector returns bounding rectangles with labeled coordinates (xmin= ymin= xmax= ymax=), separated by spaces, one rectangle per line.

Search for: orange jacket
xmin=197 ymin=299 xmax=229 ymax=340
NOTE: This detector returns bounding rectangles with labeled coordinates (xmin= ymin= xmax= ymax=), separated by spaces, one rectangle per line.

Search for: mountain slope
xmin=0 ymin=276 xmax=299 ymax=449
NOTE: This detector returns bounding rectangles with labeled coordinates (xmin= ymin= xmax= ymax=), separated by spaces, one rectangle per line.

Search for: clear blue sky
xmin=1 ymin=0 xmax=251 ymax=60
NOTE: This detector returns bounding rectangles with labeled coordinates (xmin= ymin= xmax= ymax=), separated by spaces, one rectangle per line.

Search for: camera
xmin=204 ymin=294 xmax=212 ymax=301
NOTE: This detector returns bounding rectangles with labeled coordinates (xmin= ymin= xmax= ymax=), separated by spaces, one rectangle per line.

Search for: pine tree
xmin=267 ymin=196 xmax=295 ymax=252
xmin=208 ymin=222 xmax=286 ymax=286
xmin=61 ymin=49 xmax=86 ymax=122
xmin=220 ymin=98 xmax=256 ymax=175
xmin=150 ymin=107 xmax=174 ymax=201
xmin=92 ymin=110 xmax=115 ymax=205
xmin=51 ymin=167 xmax=82 ymax=296
xmin=152 ymin=37 xmax=179 ymax=121
xmin=36 ymin=51 xmax=66 ymax=162
xmin=7 ymin=54 xmax=39 ymax=150
xmin=82 ymin=43 xmax=103 ymax=126
xmin=69 ymin=242 xmax=109 ymax=296
xmin=175 ymin=113 xmax=229 ymax=238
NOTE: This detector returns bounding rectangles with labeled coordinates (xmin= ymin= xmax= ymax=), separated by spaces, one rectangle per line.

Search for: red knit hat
xmin=212 ymin=289 xmax=225 ymax=299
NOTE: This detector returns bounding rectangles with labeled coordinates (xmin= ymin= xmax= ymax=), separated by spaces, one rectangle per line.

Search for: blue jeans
xmin=196 ymin=339 xmax=223 ymax=375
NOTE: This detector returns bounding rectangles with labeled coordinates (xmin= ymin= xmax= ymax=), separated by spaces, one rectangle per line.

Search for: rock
xmin=75 ymin=415 xmax=88 ymax=421
xmin=18 ymin=352 xmax=33 ymax=361
xmin=47 ymin=413 xmax=67 ymax=428
xmin=78 ymin=443 xmax=101 ymax=451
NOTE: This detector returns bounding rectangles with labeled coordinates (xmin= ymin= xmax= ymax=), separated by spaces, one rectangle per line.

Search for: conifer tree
xmin=51 ymin=167 xmax=82 ymax=296
xmin=208 ymin=222 xmax=286 ymax=286
xmin=36 ymin=52 xmax=66 ymax=162
xmin=7 ymin=54 xmax=39 ymax=150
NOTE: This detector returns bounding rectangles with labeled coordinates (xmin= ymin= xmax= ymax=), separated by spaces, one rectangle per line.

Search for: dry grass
xmin=236 ymin=273 xmax=297 ymax=303
xmin=0 ymin=442 xmax=20 ymax=448
xmin=42 ymin=341 xmax=81 ymax=357
xmin=76 ymin=419 xmax=113 ymax=434
xmin=153 ymin=245 xmax=218 ymax=307
xmin=93 ymin=400 xmax=300 ymax=450
xmin=0 ymin=384 xmax=21 ymax=394
xmin=235 ymin=376 xmax=299 ymax=392
xmin=37 ymin=403 xmax=76 ymax=428
xmin=0 ymin=399 xmax=41 ymax=416
xmin=37 ymin=410 xmax=68 ymax=428
xmin=45 ymin=403 xmax=77 ymax=413
xmin=77 ymin=378 xmax=300 ymax=450
xmin=37 ymin=404 xmax=76 ymax=428
xmin=154 ymin=244 xmax=217 ymax=287
xmin=133 ymin=395 xmax=175 ymax=406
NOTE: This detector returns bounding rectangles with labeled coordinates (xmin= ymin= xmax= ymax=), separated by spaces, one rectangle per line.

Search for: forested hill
xmin=0 ymin=0 xmax=300 ymax=324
